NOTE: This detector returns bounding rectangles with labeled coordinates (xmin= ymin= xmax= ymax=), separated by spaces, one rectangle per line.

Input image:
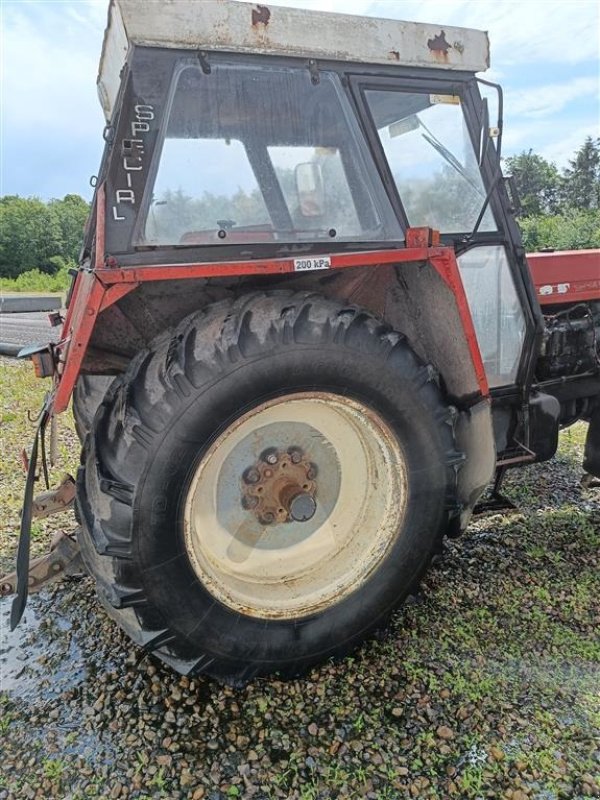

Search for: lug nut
xmin=242 ymin=495 xmax=258 ymax=510
xmin=243 ymin=467 xmax=260 ymax=485
xmin=261 ymin=448 xmax=278 ymax=465
xmin=259 ymin=511 xmax=275 ymax=525
xmin=307 ymin=463 xmax=318 ymax=480
xmin=288 ymin=447 xmax=303 ymax=464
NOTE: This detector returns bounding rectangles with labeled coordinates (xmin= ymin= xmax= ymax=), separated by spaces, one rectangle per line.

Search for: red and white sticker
xmin=293 ymin=256 xmax=331 ymax=272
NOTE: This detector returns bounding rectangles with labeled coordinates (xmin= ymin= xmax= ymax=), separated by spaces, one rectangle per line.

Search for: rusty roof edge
xmin=98 ymin=0 xmax=491 ymax=121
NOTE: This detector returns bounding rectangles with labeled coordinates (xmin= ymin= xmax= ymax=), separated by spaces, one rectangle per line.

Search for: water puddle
xmin=0 ymin=583 xmax=106 ymax=702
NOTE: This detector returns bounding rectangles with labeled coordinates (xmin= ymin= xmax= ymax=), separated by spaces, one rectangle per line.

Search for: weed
xmin=149 ymin=766 xmax=168 ymax=791
xmin=42 ymin=758 xmax=66 ymax=782
xmin=458 ymin=764 xmax=484 ymax=796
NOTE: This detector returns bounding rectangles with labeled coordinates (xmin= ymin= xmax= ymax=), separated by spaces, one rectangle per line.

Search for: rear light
xmin=18 ymin=344 xmax=55 ymax=378
xmin=31 ymin=351 xmax=55 ymax=378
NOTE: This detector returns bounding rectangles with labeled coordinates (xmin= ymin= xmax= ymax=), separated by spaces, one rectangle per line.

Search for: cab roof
xmin=98 ymin=0 xmax=490 ymax=121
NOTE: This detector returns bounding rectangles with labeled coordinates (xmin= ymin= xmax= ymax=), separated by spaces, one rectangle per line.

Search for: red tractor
xmin=8 ymin=0 xmax=600 ymax=683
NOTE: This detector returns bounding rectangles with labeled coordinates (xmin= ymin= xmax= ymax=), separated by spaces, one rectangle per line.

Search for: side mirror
xmin=295 ymin=162 xmax=324 ymax=217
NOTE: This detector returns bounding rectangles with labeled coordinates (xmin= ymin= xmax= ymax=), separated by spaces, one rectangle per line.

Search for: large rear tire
xmin=73 ymin=375 xmax=115 ymax=442
xmin=77 ymin=292 xmax=464 ymax=682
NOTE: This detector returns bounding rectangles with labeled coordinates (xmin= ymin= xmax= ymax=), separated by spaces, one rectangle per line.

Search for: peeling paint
xmin=427 ymin=30 xmax=452 ymax=55
xmin=251 ymin=4 xmax=271 ymax=27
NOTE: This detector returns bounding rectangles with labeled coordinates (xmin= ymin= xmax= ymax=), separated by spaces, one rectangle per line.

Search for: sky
xmin=1 ymin=0 xmax=599 ymax=201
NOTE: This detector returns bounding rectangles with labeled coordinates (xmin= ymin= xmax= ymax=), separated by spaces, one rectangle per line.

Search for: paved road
xmin=0 ymin=312 xmax=60 ymax=349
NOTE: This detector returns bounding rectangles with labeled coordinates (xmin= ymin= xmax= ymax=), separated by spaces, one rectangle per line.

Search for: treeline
xmin=0 ymin=194 xmax=90 ymax=279
xmin=505 ymin=136 xmax=600 ymax=250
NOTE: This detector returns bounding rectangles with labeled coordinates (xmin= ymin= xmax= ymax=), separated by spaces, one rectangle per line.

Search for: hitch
xmin=1 ymin=530 xmax=84 ymax=598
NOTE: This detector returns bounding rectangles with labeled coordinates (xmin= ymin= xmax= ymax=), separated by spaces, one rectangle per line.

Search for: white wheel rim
xmin=183 ymin=392 xmax=408 ymax=619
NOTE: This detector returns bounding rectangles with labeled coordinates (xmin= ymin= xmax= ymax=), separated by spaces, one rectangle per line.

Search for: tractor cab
xmin=91 ymin=0 xmax=538 ymax=395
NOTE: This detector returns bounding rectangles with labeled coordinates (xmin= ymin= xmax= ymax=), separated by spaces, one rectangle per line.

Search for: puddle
xmin=0 ymin=585 xmax=103 ymax=701
xmin=1 ymin=593 xmax=48 ymax=696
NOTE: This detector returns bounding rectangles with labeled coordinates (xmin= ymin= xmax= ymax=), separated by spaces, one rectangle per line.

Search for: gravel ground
xmin=0 ymin=357 xmax=599 ymax=800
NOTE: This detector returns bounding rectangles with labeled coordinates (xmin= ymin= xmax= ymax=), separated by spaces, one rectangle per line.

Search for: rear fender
xmin=53 ymin=210 xmax=495 ymax=518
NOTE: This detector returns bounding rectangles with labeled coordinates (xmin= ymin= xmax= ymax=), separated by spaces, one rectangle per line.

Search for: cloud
xmin=1 ymin=1 xmax=106 ymax=198
xmin=369 ymin=0 xmax=600 ymax=66
xmin=540 ymin=124 xmax=600 ymax=166
xmin=507 ymin=77 xmax=599 ymax=118
xmin=501 ymin=114 xmax=598 ymax=167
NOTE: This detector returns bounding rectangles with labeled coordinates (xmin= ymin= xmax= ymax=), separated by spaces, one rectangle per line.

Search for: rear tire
xmin=73 ymin=375 xmax=115 ymax=442
xmin=77 ymin=292 xmax=464 ymax=682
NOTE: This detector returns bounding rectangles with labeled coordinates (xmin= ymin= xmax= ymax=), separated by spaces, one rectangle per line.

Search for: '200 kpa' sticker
xmin=293 ymin=256 xmax=331 ymax=272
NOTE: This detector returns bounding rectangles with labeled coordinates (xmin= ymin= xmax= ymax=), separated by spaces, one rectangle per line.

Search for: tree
xmin=0 ymin=194 xmax=89 ymax=278
xmin=519 ymin=209 xmax=600 ymax=251
xmin=503 ymin=150 xmax=562 ymax=216
xmin=0 ymin=196 xmax=62 ymax=277
xmin=561 ymin=136 xmax=600 ymax=210
xmin=49 ymin=194 xmax=90 ymax=263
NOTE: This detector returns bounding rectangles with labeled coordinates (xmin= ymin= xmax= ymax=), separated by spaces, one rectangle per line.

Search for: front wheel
xmin=77 ymin=292 xmax=463 ymax=682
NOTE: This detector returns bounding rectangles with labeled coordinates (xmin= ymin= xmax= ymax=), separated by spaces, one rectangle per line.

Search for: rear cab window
xmin=138 ymin=63 xmax=400 ymax=246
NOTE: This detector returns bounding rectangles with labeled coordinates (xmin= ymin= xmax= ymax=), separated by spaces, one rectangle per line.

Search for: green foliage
xmin=505 ymin=138 xmax=600 ymax=250
xmin=505 ymin=138 xmax=600 ymax=217
xmin=0 ymin=263 xmax=72 ymax=293
xmin=0 ymin=194 xmax=89 ymax=279
xmin=519 ymin=208 xmax=600 ymax=251
xmin=504 ymin=149 xmax=562 ymax=216
xmin=562 ymin=136 xmax=600 ymax=210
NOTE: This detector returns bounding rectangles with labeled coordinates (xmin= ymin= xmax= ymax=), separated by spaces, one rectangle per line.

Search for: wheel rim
xmin=183 ymin=392 xmax=408 ymax=619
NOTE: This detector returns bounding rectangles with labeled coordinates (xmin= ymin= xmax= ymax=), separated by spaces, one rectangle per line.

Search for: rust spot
xmin=427 ymin=30 xmax=451 ymax=54
xmin=251 ymin=4 xmax=271 ymax=26
xmin=241 ymin=448 xmax=316 ymax=526
xmin=389 ymin=50 xmax=400 ymax=61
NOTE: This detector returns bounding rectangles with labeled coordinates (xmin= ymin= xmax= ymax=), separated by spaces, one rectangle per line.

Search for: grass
xmin=0 ymin=357 xmax=78 ymax=572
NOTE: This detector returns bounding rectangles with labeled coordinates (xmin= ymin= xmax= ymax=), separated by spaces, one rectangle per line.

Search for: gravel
xmin=0 ymin=359 xmax=599 ymax=799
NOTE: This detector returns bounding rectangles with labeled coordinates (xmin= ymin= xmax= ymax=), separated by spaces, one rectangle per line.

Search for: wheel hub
xmin=241 ymin=447 xmax=317 ymax=525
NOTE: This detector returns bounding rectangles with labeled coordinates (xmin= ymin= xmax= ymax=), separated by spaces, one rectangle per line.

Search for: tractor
xmin=6 ymin=0 xmax=600 ymax=683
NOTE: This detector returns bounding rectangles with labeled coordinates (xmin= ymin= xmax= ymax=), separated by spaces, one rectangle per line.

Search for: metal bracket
xmin=1 ymin=530 xmax=84 ymax=598
xmin=473 ymin=466 xmax=517 ymax=515
xmin=197 ymin=51 xmax=212 ymax=74
xmin=307 ymin=59 xmax=320 ymax=85
xmin=32 ymin=474 xmax=76 ymax=519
